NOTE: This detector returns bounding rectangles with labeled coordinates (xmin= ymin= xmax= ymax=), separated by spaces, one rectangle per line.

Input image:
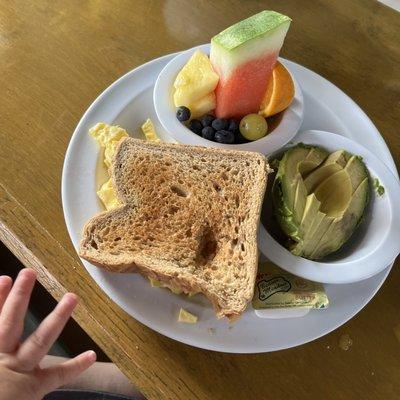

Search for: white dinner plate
xmin=62 ymin=47 xmax=398 ymax=353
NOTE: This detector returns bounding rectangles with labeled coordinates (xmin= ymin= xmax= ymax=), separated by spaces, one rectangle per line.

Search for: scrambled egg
xmin=97 ymin=179 xmax=120 ymax=211
xmin=149 ymin=277 xmax=182 ymax=294
xmin=90 ymin=123 xmax=129 ymax=169
xmin=90 ymin=121 xmax=161 ymax=211
xmin=149 ymin=277 xmax=198 ymax=297
xmin=178 ymin=308 xmax=198 ymax=324
xmin=89 ymin=123 xmax=129 ymax=210
xmin=141 ymin=119 xmax=160 ymax=142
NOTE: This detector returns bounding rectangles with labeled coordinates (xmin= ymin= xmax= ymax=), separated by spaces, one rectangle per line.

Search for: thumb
xmin=41 ymin=350 xmax=96 ymax=393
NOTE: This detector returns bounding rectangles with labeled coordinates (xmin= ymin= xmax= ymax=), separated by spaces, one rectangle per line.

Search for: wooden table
xmin=1 ymin=1 xmax=399 ymax=399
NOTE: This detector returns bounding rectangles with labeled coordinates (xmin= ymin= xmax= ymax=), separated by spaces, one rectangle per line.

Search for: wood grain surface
xmin=0 ymin=1 xmax=399 ymax=399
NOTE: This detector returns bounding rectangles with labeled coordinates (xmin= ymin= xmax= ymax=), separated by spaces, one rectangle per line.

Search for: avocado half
xmin=272 ymin=144 xmax=370 ymax=260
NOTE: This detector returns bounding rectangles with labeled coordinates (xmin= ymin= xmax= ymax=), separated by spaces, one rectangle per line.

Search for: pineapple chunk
xmin=173 ymin=51 xmax=219 ymax=108
xmin=190 ymin=93 xmax=216 ymax=118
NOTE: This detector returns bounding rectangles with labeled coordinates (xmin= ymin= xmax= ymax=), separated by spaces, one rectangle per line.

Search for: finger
xmin=0 ymin=268 xmax=37 ymax=352
xmin=42 ymin=350 xmax=96 ymax=392
xmin=0 ymin=276 xmax=13 ymax=313
xmin=17 ymin=293 xmax=78 ymax=370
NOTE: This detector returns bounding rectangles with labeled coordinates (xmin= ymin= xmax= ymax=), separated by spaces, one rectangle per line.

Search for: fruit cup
xmin=154 ymin=44 xmax=304 ymax=154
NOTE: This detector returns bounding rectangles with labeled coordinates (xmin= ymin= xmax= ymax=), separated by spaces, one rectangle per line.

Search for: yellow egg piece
xmin=141 ymin=118 xmax=160 ymax=142
xmin=89 ymin=123 xmax=129 ymax=168
xmin=178 ymin=308 xmax=198 ymax=323
xmin=97 ymin=178 xmax=120 ymax=210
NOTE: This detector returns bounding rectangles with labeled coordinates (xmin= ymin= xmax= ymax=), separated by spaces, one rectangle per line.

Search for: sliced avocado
xmin=292 ymin=212 xmax=334 ymax=257
xmin=323 ymin=149 xmax=349 ymax=167
xmin=303 ymin=150 xmax=348 ymax=193
xmin=344 ymin=155 xmax=368 ymax=190
xmin=298 ymin=193 xmax=321 ymax=239
xmin=273 ymin=145 xmax=370 ymax=261
xmin=291 ymin=193 xmax=322 ymax=255
xmin=291 ymin=178 xmax=308 ymax=240
xmin=299 ymin=147 xmax=329 ymax=175
xmin=310 ymin=178 xmax=369 ymax=259
xmin=314 ymin=169 xmax=352 ymax=218
xmin=276 ymin=146 xmax=312 ymax=213
xmin=273 ymin=145 xmax=328 ymax=239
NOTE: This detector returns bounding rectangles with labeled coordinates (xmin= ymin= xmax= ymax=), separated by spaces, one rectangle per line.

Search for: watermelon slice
xmin=210 ymin=11 xmax=291 ymax=119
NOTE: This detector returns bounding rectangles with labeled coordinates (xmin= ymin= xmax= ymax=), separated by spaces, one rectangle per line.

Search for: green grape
xmin=239 ymin=114 xmax=268 ymax=141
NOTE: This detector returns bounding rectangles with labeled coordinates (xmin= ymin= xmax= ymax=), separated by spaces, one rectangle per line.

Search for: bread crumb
xmin=207 ymin=328 xmax=215 ymax=335
xmin=135 ymin=345 xmax=139 ymax=350
xmin=326 ymin=345 xmax=330 ymax=350
xmin=338 ymin=334 xmax=353 ymax=351
xmin=178 ymin=308 xmax=198 ymax=323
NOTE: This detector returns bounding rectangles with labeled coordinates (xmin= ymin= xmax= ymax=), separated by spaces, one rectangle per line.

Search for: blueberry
xmin=188 ymin=119 xmax=203 ymax=135
xmin=215 ymin=130 xmax=235 ymax=144
xmin=211 ymin=118 xmax=229 ymax=131
xmin=201 ymin=114 xmax=215 ymax=127
xmin=227 ymin=119 xmax=238 ymax=132
xmin=201 ymin=126 xmax=215 ymax=141
xmin=176 ymin=106 xmax=191 ymax=122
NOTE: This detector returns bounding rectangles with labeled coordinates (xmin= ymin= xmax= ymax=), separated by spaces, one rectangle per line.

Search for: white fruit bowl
xmin=154 ymin=43 xmax=303 ymax=154
xmin=258 ymin=130 xmax=400 ymax=284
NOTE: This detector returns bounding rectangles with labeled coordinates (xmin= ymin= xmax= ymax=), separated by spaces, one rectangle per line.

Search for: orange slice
xmin=259 ymin=61 xmax=295 ymax=117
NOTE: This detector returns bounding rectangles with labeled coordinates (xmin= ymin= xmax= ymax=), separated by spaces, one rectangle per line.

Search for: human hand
xmin=0 ymin=268 xmax=96 ymax=400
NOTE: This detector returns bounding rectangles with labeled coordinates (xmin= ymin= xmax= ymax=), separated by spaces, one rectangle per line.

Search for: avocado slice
xmin=273 ymin=145 xmax=328 ymax=239
xmin=272 ymin=145 xmax=370 ymax=260
xmin=291 ymin=193 xmax=323 ymax=256
xmin=276 ymin=146 xmax=312 ymax=211
xmin=303 ymin=150 xmax=348 ymax=193
xmin=301 ymin=214 xmax=335 ymax=258
xmin=310 ymin=178 xmax=369 ymax=259
xmin=299 ymin=147 xmax=329 ymax=175
xmin=298 ymin=194 xmax=321 ymax=239
xmin=290 ymin=178 xmax=308 ymax=240
xmin=308 ymin=156 xmax=370 ymax=259
xmin=344 ymin=155 xmax=368 ymax=190
xmin=292 ymin=210 xmax=334 ymax=258
xmin=314 ymin=169 xmax=352 ymax=217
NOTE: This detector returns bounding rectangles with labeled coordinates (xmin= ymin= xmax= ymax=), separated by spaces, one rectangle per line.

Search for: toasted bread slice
xmin=79 ymin=138 xmax=269 ymax=319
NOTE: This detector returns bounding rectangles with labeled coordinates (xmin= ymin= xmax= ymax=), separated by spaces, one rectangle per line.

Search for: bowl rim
xmin=257 ymin=129 xmax=400 ymax=284
xmin=153 ymin=43 xmax=304 ymax=155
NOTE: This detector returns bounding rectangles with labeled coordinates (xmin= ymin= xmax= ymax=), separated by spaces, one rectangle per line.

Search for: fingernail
xmin=19 ymin=268 xmax=37 ymax=280
xmin=64 ymin=293 xmax=78 ymax=303
xmin=0 ymin=276 xmax=11 ymax=285
xmin=87 ymin=350 xmax=97 ymax=361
